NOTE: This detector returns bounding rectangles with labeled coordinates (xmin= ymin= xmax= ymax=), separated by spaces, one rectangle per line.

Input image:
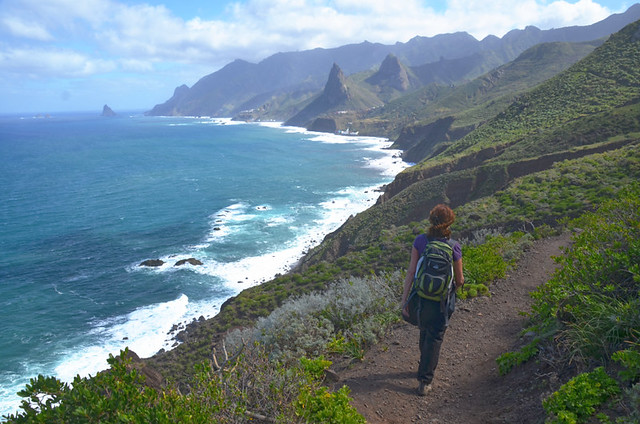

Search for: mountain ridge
xmin=146 ymin=5 xmax=640 ymax=119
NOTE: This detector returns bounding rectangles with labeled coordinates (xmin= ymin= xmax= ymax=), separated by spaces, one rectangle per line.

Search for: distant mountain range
xmin=147 ymin=4 xmax=640 ymax=124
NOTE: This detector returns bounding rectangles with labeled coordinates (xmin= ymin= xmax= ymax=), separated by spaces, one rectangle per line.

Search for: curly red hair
xmin=427 ymin=204 xmax=455 ymax=239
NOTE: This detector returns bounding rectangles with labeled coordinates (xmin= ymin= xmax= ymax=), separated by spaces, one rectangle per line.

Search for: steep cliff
xmin=284 ymin=63 xmax=383 ymax=128
xmin=366 ymin=54 xmax=419 ymax=92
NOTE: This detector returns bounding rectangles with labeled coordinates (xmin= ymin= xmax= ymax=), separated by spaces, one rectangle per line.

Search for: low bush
xmin=496 ymin=339 xmax=540 ymax=376
xmin=4 ymin=346 xmax=365 ymax=424
xmin=225 ymin=273 xmax=401 ymax=363
xmin=543 ymin=367 xmax=621 ymax=424
xmin=529 ymin=184 xmax=640 ymax=363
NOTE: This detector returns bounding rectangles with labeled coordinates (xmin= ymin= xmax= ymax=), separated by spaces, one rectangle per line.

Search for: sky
xmin=0 ymin=0 xmax=635 ymax=114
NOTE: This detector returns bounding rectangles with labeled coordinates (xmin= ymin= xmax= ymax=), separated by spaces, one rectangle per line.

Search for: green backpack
xmin=413 ymin=239 xmax=455 ymax=302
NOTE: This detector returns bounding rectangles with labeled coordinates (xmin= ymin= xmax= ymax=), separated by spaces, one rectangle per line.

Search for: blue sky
xmin=0 ymin=0 xmax=635 ymax=114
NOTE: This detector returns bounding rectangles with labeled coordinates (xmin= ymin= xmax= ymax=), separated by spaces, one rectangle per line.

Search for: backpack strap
xmin=442 ymin=238 xmax=459 ymax=325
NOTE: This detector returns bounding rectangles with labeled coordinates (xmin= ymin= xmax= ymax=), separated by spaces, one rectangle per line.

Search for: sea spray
xmin=0 ymin=113 xmax=407 ymax=417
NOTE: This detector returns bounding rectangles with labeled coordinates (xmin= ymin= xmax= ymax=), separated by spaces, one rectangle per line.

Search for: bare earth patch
xmin=330 ymin=233 xmax=572 ymax=424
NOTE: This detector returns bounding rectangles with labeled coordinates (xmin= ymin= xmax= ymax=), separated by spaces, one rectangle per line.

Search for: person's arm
xmin=453 ymin=258 xmax=465 ymax=289
xmin=401 ymin=247 xmax=420 ymax=305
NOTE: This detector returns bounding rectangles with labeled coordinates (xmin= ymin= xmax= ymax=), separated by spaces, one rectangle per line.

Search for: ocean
xmin=0 ymin=112 xmax=406 ymax=417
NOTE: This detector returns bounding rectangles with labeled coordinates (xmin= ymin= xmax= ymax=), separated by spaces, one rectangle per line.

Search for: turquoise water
xmin=0 ymin=113 xmax=405 ymax=416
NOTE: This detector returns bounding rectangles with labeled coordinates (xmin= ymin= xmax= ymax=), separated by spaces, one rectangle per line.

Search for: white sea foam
xmin=52 ymin=294 xmax=222 ymax=380
xmin=0 ymin=294 xmax=223 ymax=418
xmin=0 ymin=373 xmax=24 ymax=418
xmin=6 ymin=124 xmax=406 ymax=418
xmin=0 ymin=116 xmax=409 ymax=419
xmin=201 ymin=117 xmax=244 ymax=125
xmin=256 ymin=121 xmax=284 ymax=129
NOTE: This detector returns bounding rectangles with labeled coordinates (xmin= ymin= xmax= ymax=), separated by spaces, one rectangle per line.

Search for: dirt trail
xmin=330 ymin=233 xmax=572 ymax=424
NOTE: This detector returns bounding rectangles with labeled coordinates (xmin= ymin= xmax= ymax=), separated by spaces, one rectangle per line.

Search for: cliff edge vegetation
xmin=4 ymin=18 xmax=640 ymax=424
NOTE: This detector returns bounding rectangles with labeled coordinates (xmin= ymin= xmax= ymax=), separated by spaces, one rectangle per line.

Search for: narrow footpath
xmin=331 ymin=233 xmax=572 ymax=424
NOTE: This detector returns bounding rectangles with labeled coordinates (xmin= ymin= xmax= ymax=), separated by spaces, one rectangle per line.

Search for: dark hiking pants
xmin=417 ymin=298 xmax=448 ymax=384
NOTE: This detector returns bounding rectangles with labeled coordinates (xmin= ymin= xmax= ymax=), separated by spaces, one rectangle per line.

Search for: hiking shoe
xmin=416 ymin=382 xmax=431 ymax=396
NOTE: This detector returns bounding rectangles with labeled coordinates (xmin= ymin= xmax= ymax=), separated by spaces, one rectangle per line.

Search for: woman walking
xmin=401 ymin=204 xmax=465 ymax=396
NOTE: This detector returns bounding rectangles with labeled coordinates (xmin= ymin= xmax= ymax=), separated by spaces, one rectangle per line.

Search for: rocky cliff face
xmin=323 ymin=63 xmax=350 ymax=105
xmin=102 ymin=104 xmax=116 ymax=117
xmin=284 ymin=63 xmax=350 ymax=127
xmin=393 ymin=118 xmax=478 ymax=163
xmin=366 ymin=54 xmax=412 ymax=91
xmin=146 ymin=85 xmax=189 ymax=116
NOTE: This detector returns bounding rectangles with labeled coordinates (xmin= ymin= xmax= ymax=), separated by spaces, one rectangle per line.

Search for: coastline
xmin=0 ymin=115 xmax=409 ymax=418
xmin=150 ymin=119 xmax=409 ymax=350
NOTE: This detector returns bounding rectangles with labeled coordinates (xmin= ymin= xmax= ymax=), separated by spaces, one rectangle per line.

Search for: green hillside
xmin=7 ymin=18 xmax=640 ymax=424
xmin=299 ymin=19 xmax=640 ymax=268
xmin=317 ymin=39 xmax=598 ymax=165
xmin=388 ymin=40 xmax=602 ymax=162
xmin=426 ymin=22 xmax=640 ymax=167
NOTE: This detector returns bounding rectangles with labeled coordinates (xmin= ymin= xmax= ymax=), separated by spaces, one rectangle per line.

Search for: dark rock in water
xmin=174 ymin=258 xmax=203 ymax=266
xmin=102 ymin=104 xmax=116 ymax=117
xmin=308 ymin=117 xmax=337 ymax=133
xmin=140 ymin=259 xmax=164 ymax=267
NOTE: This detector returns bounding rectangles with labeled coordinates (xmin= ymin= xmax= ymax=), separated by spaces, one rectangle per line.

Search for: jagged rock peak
xmin=102 ymin=104 xmax=116 ymax=117
xmin=370 ymin=54 xmax=410 ymax=91
xmin=173 ymin=84 xmax=189 ymax=97
xmin=323 ymin=63 xmax=349 ymax=104
xmin=379 ymin=54 xmax=403 ymax=75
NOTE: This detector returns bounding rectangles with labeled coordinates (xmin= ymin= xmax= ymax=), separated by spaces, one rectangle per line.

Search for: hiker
xmin=401 ymin=204 xmax=465 ymax=396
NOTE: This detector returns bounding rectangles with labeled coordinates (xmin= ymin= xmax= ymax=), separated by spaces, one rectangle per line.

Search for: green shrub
xmin=326 ymin=335 xmax=365 ymax=361
xmin=529 ymin=184 xmax=640 ymax=363
xmin=613 ymin=349 xmax=640 ymax=384
xmin=496 ymin=339 xmax=540 ymax=375
xmin=543 ymin=367 xmax=620 ymax=424
xmin=3 ymin=349 xmax=234 ymax=424
xmin=295 ymin=385 xmax=365 ymax=424
xmin=293 ymin=357 xmax=365 ymax=423
xmin=299 ymin=356 xmax=333 ymax=381
xmin=226 ymin=273 xmax=400 ymax=363
xmin=461 ymin=231 xmax=532 ymax=297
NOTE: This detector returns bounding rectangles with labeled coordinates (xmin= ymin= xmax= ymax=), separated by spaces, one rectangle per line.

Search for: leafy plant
xmin=543 ymin=367 xmax=620 ymax=424
xmin=496 ymin=339 xmax=540 ymax=375
xmin=613 ymin=349 xmax=640 ymax=384
xmin=295 ymin=385 xmax=365 ymax=424
xmin=527 ymin=184 xmax=640 ymax=362
xmin=3 ymin=349 xmax=234 ymax=424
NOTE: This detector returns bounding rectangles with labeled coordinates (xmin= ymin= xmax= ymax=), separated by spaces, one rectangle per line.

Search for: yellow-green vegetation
xmin=458 ymin=231 xmax=531 ymax=299
xmin=542 ymin=367 xmax=621 ymax=424
xmin=2 ymin=235 xmax=528 ymax=423
xmin=453 ymin=143 xmax=640 ymax=231
xmin=3 ymin=347 xmax=364 ymax=424
xmin=413 ymin=20 xmax=640 ymax=172
xmin=5 ymin=17 xmax=640 ymax=424
xmin=497 ymin=185 xmax=640 ymax=423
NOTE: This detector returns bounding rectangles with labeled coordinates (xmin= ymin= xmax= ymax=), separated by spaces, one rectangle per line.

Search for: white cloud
xmin=0 ymin=0 xmax=627 ymax=113
xmin=2 ymin=17 xmax=54 ymax=41
xmin=0 ymin=47 xmax=116 ymax=78
xmin=0 ymin=0 xmax=620 ymax=78
xmin=439 ymin=0 xmax=612 ymax=38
